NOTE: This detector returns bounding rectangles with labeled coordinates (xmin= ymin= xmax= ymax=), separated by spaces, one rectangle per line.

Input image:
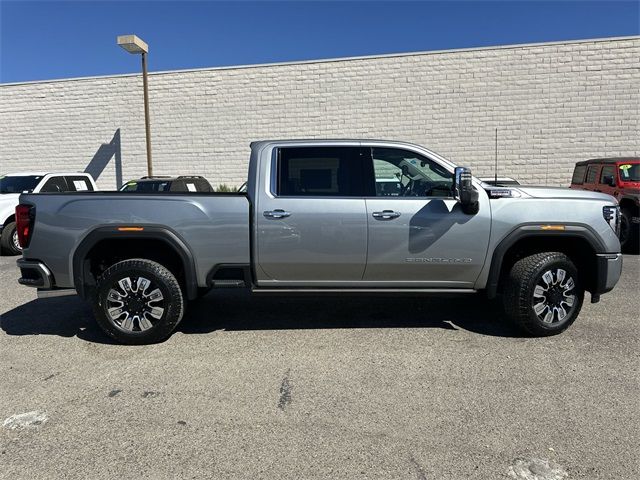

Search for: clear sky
xmin=1 ymin=0 xmax=638 ymax=83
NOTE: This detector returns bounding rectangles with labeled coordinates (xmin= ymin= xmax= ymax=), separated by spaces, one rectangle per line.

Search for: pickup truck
xmin=1 ymin=172 xmax=97 ymax=255
xmin=16 ymin=140 xmax=623 ymax=344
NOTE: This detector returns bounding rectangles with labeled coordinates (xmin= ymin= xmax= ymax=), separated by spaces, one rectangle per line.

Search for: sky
xmin=0 ymin=0 xmax=638 ymax=83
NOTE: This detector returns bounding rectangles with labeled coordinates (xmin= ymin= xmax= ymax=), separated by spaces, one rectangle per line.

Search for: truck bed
xmin=20 ymin=192 xmax=251 ymax=288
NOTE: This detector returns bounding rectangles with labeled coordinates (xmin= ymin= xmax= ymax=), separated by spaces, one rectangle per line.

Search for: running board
xmin=37 ymin=288 xmax=77 ymax=299
xmin=251 ymin=288 xmax=477 ymax=295
xmin=211 ymin=279 xmax=246 ymax=288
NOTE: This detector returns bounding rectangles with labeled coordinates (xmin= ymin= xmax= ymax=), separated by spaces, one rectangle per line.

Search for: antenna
xmin=494 ymin=128 xmax=498 ymax=184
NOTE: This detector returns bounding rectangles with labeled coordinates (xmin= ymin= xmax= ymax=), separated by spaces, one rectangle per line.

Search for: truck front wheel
xmin=503 ymin=252 xmax=584 ymax=336
xmin=93 ymin=259 xmax=184 ymax=344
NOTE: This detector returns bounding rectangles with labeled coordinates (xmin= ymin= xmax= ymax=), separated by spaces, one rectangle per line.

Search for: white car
xmin=0 ymin=172 xmax=97 ymax=255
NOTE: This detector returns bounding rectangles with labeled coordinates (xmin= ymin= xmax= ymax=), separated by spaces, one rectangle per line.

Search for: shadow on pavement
xmin=1 ymin=290 xmax=521 ymax=343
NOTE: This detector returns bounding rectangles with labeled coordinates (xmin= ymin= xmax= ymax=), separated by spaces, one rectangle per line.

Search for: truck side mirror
xmin=454 ymin=167 xmax=479 ymax=215
xmin=603 ymin=175 xmax=616 ymax=187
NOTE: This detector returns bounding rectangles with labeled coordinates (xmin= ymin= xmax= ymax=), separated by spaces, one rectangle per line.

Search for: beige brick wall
xmin=1 ymin=36 xmax=638 ymax=189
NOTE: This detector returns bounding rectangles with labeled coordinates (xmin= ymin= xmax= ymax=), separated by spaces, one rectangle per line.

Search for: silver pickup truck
xmin=16 ymin=140 xmax=622 ymax=344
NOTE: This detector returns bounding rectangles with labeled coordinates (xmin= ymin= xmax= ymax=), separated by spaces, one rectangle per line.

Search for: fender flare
xmin=485 ymin=223 xmax=606 ymax=299
xmin=72 ymin=225 xmax=198 ymax=300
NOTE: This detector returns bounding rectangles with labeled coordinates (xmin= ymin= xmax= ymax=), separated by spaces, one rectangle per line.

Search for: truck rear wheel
xmin=503 ymin=252 xmax=584 ymax=336
xmin=1 ymin=222 xmax=22 ymax=256
xmin=93 ymin=259 xmax=184 ymax=344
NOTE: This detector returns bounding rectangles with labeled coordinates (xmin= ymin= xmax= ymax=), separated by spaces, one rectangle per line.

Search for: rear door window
xmin=65 ymin=176 xmax=94 ymax=191
xmin=276 ymin=147 xmax=369 ymax=197
xmin=585 ymin=165 xmax=600 ymax=184
xmin=599 ymin=166 xmax=616 ymax=184
xmin=39 ymin=176 xmax=69 ymax=193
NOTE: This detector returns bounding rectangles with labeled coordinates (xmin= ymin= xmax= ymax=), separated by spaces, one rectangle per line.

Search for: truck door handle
xmin=263 ymin=209 xmax=291 ymax=219
xmin=372 ymin=210 xmax=401 ymax=220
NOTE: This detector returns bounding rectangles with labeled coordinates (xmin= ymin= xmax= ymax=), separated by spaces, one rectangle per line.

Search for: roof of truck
xmin=575 ymin=157 xmax=640 ymax=166
xmin=1 ymin=171 xmax=93 ymax=177
xmin=3 ymin=172 xmax=49 ymax=176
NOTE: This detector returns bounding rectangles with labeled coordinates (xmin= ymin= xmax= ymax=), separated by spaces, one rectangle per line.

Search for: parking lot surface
xmin=0 ymin=254 xmax=638 ymax=479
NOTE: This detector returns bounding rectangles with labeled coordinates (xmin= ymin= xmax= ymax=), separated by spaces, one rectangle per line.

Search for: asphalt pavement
xmin=0 ymin=254 xmax=638 ymax=479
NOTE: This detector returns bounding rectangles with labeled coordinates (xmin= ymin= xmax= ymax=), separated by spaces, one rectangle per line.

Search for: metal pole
xmin=141 ymin=52 xmax=153 ymax=177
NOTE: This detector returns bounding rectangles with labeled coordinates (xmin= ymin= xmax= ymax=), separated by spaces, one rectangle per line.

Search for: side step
xmin=251 ymin=288 xmax=477 ymax=295
xmin=211 ymin=279 xmax=246 ymax=288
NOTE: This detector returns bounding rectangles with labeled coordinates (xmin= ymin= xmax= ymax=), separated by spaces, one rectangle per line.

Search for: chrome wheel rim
xmin=12 ymin=230 xmax=22 ymax=251
xmin=532 ymin=268 xmax=576 ymax=324
xmin=106 ymin=276 xmax=164 ymax=332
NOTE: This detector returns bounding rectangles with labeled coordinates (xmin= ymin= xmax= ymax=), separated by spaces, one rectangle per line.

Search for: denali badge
xmin=405 ymin=257 xmax=472 ymax=263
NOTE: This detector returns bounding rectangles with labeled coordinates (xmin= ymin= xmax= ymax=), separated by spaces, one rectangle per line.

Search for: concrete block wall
xmin=1 ymin=36 xmax=638 ymax=189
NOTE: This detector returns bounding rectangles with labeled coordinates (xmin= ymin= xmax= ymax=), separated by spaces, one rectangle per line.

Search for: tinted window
xmin=585 ymin=166 xmax=599 ymax=184
xmin=0 ymin=175 xmax=43 ymax=193
xmin=66 ymin=176 xmax=94 ymax=192
xmin=599 ymin=165 xmax=616 ymax=184
xmin=123 ymin=181 xmax=171 ymax=192
xmin=371 ymin=147 xmax=453 ymax=197
xmin=618 ymin=163 xmax=639 ymax=182
xmin=40 ymin=176 xmax=69 ymax=193
xmin=571 ymin=165 xmax=587 ymax=184
xmin=276 ymin=147 xmax=367 ymax=197
xmin=196 ymin=179 xmax=214 ymax=192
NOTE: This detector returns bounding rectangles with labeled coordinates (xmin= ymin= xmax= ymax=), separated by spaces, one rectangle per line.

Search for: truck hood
xmin=0 ymin=193 xmax=20 ymax=222
xmin=514 ymin=186 xmax=616 ymax=203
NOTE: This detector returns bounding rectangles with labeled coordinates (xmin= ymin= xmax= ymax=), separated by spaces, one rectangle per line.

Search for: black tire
xmin=93 ymin=259 xmax=184 ymax=345
xmin=620 ymin=208 xmax=639 ymax=254
xmin=503 ymin=252 xmax=584 ymax=336
xmin=1 ymin=222 xmax=22 ymax=256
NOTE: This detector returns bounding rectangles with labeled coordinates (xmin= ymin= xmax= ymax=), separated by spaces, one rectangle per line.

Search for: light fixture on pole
xmin=117 ymin=34 xmax=153 ymax=176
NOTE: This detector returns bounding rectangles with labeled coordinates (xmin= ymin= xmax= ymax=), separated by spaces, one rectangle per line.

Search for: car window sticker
xmin=73 ymin=180 xmax=88 ymax=191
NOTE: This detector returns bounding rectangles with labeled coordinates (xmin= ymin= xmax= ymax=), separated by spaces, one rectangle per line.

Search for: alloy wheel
xmin=532 ymin=268 xmax=576 ymax=324
xmin=106 ymin=276 xmax=165 ymax=332
xmin=12 ymin=230 xmax=22 ymax=252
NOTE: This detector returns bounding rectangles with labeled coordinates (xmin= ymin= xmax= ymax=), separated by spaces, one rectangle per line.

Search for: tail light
xmin=15 ymin=204 xmax=34 ymax=249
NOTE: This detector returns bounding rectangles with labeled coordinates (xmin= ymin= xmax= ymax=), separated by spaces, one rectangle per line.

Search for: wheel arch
xmin=619 ymin=197 xmax=639 ymax=213
xmin=486 ymin=224 xmax=605 ymax=299
xmin=2 ymin=214 xmax=15 ymax=227
xmin=72 ymin=226 xmax=198 ymax=301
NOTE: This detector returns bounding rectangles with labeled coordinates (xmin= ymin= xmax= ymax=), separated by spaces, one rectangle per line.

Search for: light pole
xmin=117 ymin=34 xmax=153 ymax=177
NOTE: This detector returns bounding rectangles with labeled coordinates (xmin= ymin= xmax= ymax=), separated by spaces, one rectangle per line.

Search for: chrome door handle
xmin=372 ymin=210 xmax=401 ymax=220
xmin=263 ymin=209 xmax=291 ymax=219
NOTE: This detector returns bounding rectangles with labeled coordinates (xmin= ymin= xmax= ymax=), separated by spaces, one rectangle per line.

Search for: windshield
xmin=618 ymin=163 xmax=640 ymax=182
xmin=0 ymin=175 xmax=43 ymax=193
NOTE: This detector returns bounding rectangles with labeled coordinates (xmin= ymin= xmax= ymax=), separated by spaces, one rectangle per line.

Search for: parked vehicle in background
xmin=571 ymin=158 xmax=639 ymax=252
xmin=0 ymin=172 xmax=97 ymax=255
xmin=479 ymin=177 xmax=521 ymax=187
xmin=120 ymin=176 xmax=214 ymax=193
xmin=17 ymin=140 xmax=622 ymax=344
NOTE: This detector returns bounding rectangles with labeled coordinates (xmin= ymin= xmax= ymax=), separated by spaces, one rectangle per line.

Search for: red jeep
xmin=570 ymin=157 xmax=640 ymax=252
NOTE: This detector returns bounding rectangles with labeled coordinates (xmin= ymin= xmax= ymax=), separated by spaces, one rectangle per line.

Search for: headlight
xmin=603 ymin=206 xmax=620 ymax=236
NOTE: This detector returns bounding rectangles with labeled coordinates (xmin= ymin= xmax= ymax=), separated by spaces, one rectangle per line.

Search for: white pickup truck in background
xmin=0 ymin=172 xmax=97 ymax=255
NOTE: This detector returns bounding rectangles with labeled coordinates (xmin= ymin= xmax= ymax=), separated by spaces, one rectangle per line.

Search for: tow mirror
xmin=603 ymin=175 xmax=616 ymax=187
xmin=454 ymin=167 xmax=479 ymax=215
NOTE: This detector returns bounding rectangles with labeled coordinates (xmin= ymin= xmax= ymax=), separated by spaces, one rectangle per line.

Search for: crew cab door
xmin=363 ymin=147 xmax=491 ymax=288
xmin=255 ymin=145 xmax=369 ymax=285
